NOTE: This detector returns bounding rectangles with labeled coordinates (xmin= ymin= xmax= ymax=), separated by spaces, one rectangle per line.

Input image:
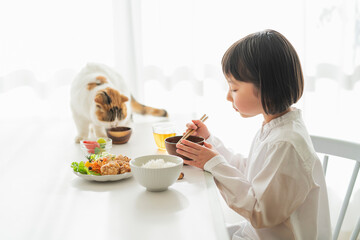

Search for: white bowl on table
xmin=130 ymin=154 xmax=183 ymax=192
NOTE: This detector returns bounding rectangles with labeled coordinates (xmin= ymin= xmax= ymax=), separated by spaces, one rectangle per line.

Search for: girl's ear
xmin=120 ymin=94 xmax=129 ymax=102
xmin=252 ymin=84 xmax=261 ymax=97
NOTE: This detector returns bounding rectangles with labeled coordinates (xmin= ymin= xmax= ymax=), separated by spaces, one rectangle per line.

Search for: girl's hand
xmin=184 ymin=120 xmax=210 ymax=140
xmin=176 ymin=139 xmax=218 ymax=169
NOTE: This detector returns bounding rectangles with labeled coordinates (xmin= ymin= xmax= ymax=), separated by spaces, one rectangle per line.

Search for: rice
xmin=142 ymin=159 xmax=176 ymax=168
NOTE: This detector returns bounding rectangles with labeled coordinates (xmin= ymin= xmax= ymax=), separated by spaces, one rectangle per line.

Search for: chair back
xmin=310 ymin=135 xmax=360 ymax=240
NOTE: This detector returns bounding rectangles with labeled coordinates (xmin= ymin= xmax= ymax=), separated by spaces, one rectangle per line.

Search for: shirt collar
xmin=260 ymin=108 xmax=302 ymax=139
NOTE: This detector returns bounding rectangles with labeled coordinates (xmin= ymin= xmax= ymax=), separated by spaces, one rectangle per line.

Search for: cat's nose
xmin=114 ymin=107 xmax=122 ymax=120
xmin=108 ymin=108 xmax=116 ymax=121
xmin=118 ymin=108 xmax=123 ymax=119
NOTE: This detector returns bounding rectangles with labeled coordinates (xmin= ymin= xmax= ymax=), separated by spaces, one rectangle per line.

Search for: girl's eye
xmin=231 ymin=89 xmax=238 ymax=92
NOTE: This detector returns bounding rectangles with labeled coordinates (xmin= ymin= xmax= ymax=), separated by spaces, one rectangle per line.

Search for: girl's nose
xmin=226 ymin=90 xmax=233 ymax=102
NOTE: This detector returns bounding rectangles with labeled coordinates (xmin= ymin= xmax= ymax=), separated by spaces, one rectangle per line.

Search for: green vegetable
xmin=71 ymin=162 xmax=79 ymax=171
xmin=86 ymin=152 xmax=114 ymax=161
xmin=78 ymin=161 xmax=90 ymax=174
xmin=71 ymin=161 xmax=89 ymax=175
xmin=72 ymin=152 xmax=116 ymax=176
xmin=89 ymin=171 xmax=101 ymax=176
xmin=94 ymin=147 xmax=100 ymax=155
xmin=71 ymin=161 xmax=102 ymax=175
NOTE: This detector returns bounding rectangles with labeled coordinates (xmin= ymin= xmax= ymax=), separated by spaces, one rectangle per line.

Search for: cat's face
xmin=94 ymin=87 xmax=129 ymax=125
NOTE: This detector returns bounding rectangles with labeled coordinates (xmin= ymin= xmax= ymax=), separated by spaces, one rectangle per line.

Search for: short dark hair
xmin=222 ymin=29 xmax=304 ymax=115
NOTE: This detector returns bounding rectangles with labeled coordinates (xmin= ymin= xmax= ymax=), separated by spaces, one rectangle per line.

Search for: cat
xmin=70 ymin=62 xmax=168 ymax=143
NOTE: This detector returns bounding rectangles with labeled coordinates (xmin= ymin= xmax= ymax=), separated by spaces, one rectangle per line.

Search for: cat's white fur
xmin=70 ymin=63 xmax=132 ymax=143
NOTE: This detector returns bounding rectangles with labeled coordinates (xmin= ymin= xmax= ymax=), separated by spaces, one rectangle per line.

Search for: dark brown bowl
xmin=106 ymin=127 xmax=132 ymax=144
xmin=165 ymin=135 xmax=204 ymax=160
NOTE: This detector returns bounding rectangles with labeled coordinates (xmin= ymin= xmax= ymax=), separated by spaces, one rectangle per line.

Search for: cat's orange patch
xmin=94 ymin=87 xmax=129 ymax=122
xmin=131 ymin=96 xmax=168 ymax=117
xmin=87 ymin=76 xmax=108 ymax=90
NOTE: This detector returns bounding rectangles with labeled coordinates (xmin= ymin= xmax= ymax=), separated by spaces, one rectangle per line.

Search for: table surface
xmin=0 ymin=116 xmax=230 ymax=240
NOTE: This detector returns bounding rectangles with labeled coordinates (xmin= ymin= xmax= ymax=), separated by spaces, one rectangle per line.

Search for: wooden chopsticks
xmin=178 ymin=114 xmax=208 ymax=143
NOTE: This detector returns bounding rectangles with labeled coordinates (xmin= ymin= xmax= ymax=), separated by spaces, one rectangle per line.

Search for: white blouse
xmin=204 ymin=109 xmax=332 ymax=240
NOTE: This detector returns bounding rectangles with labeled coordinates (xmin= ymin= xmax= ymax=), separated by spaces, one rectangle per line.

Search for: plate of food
xmin=71 ymin=152 xmax=132 ymax=182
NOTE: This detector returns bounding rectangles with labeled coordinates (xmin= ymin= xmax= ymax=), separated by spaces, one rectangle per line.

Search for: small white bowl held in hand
xmin=130 ymin=154 xmax=183 ymax=192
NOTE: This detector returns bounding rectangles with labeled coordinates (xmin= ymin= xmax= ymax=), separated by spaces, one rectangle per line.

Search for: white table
xmin=0 ymin=116 xmax=230 ymax=240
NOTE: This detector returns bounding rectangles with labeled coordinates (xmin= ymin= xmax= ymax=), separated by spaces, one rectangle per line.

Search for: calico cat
xmin=70 ymin=63 xmax=168 ymax=143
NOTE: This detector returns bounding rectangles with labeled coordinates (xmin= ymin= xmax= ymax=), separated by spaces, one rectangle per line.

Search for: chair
xmin=310 ymin=135 xmax=360 ymax=240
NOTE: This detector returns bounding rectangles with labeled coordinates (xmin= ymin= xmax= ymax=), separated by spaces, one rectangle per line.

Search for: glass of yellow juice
xmin=152 ymin=122 xmax=176 ymax=150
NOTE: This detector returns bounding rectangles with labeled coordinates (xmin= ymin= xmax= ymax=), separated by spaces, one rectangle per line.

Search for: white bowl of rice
xmin=130 ymin=154 xmax=183 ymax=192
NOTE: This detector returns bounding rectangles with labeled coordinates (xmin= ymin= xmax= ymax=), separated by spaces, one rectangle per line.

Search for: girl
xmin=176 ymin=30 xmax=332 ymax=240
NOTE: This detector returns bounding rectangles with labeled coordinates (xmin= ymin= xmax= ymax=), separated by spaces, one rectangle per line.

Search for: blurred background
xmin=1 ymin=0 xmax=359 ymax=238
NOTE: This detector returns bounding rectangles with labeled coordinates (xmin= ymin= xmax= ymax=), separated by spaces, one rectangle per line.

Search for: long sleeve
xmin=207 ymin=134 xmax=248 ymax=173
xmin=204 ymin=141 xmax=315 ymax=229
xmin=205 ymin=109 xmax=332 ymax=240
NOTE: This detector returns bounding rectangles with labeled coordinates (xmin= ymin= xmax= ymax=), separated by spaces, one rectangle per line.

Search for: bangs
xmin=221 ymin=40 xmax=256 ymax=84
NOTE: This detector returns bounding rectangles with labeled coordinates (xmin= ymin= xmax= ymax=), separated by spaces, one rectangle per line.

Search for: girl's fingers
xmin=184 ymin=122 xmax=198 ymax=136
xmin=186 ymin=122 xmax=197 ymax=130
xmin=183 ymin=159 xmax=192 ymax=165
xmin=183 ymin=159 xmax=197 ymax=167
xmin=179 ymin=139 xmax=202 ymax=150
xmin=192 ymin=119 xmax=204 ymax=127
xmin=176 ymin=142 xmax=199 ymax=154
xmin=176 ymin=148 xmax=197 ymax=159
xmin=203 ymin=141 xmax=212 ymax=149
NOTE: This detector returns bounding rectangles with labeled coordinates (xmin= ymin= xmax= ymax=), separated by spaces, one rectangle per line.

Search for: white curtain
xmin=112 ymin=0 xmax=143 ymax=97
xmin=302 ymin=1 xmax=360 ymax=237
xmin=1 ymin=0 xmax=359 ymax=238
xmin=0 ymin=0 xmax=118 ymax=120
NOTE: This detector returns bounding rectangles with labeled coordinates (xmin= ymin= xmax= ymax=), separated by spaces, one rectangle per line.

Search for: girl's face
xmin=226 ymin=75 xmax=263 ymax=118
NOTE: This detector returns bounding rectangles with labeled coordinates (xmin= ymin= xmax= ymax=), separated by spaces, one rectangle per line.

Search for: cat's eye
xmin=96 ymin=104 xmax=102 ymax=109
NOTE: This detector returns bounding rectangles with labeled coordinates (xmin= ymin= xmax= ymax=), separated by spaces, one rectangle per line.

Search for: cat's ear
xmin=87 ymin=76 xmax=108 ymax=90
xmin=120 ymin=94 xmax=129 ymax=102
xmin=94 ymin=94 xmax=103 ymax=104
xmin=96 ymin=76 xmax=107 ymax=82
xmin=95 ymin=90 xmax=112 ymax=105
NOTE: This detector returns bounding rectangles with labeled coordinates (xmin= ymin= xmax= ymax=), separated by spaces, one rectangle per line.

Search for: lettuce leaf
xmin=71 ymin=161 xmax=89 ymax=175
xmin=71 ymin=162 xmax=79 ymax=171
xmin=71 ymin=161 xmax=102 ymax=175
xmin=78 ymin=161 xmax=90 ymax=174
xmin=89 ymin=171 xmax=101 ymax=176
